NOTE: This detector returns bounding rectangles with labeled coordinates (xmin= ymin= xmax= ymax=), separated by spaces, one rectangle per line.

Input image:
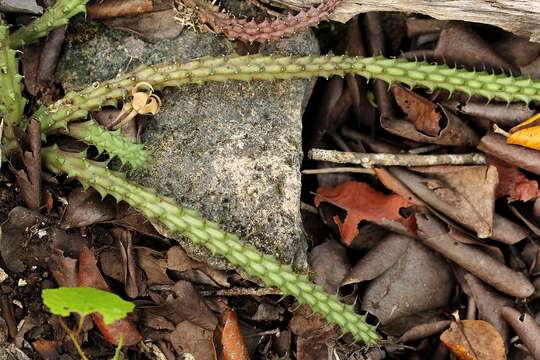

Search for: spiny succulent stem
xmin=41 ymin=145 xmax=380 ymax=345
xmin=35 ymin=55 xmax=540 ymax=134
xmin=9 ymin=0 xmax=90 ymax=49
xmin=0 ymin=18 xmax=26 ymax=127
xmin=68 ymin=119 xmax=150 ymax=169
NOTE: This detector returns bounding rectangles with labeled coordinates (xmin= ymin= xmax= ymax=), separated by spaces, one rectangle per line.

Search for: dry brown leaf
xmin=392 ymin=85 xmax=441 ymax=136
xmin=308 ymin=240 xmax=350 ymax=293
xmin=488 ymin=157 xmax=540 ymax=202
xmin=170 ymin=320 xmax=217 ymax=360
xmin=87 ymin=0 xmax=153 ymax=19
xmin=440 ymin=320 xmax=506 ymax=360
xmin=78 ymin=247 xmax=142 ymax=346
xmin=314 ymin=181 xmax=415 ymax=245
xmin=222 ymin=310 xmax=250 ymax=360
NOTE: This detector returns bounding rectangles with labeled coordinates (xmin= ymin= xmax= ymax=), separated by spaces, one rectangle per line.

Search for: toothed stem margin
xmin=68 ymin=119 xmax=150 ymax=169
xmin=35 ymin=55 xmax=540 ymax=133
xmin=9 ymin=0 xmax=90 ymax=49
xmin=42 ymin=146 xmax=380 ymax=345
xmin=0 ymin=19 xmax=26 ymax=127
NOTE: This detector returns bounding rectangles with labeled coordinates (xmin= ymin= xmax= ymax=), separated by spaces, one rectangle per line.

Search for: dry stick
xmin=308 ymin=149 xmax=486 ymax=167
xmin=415 ymin=213 xmax=534 ymax=298
xmin=501 ymin=307 xmax=540 ymax=359
xmin=302 ymin=167 xmax=375 ymax=174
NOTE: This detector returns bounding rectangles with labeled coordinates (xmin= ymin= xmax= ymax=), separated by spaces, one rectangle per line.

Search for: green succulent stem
xmin=68 ymin=119 xmax=150 ymax=169
xmin=0 ymin=18 xmax=26 ymax=127
xmin=41 ymin=145 xmax=380 ymax=345
xmin=9 ymin=0 xmax=90 ymax=49
xmin=35 ymin=55 xmax=540 ymax=133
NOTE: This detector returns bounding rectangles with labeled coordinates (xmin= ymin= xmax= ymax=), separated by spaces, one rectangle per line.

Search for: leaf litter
xmin=1 ymin=4 xmax=540 ymax=359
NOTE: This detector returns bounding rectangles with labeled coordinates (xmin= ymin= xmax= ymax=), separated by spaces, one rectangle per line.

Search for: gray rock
xmin=56 ymin=24 xmax=319 ymax=270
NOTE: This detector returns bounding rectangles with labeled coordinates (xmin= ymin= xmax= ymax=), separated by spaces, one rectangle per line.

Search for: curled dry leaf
xmin=309 ymin=240 xmax=350 ymax=293
xmin=380 ymin=106 xmax=479 ymax=146
xmin=341 ymin=233 xmax=410 ymax=286
xmin=478 ymin=133 xmax=540 ymax=176
xmin=488 ymin=157 xmax=540 ymax=202
xmin=463 ymin=274 xmax=511 ymax=346
xmin=61 ymin=188 xmax=116 ymax=228
xmin=87 ymin=0 xmax=153 ymax=19
xmin=434 ymin=22 xmax=518 ymax=74
xmin=314 ymin=181 xmax=415 ymax=245
xmin=391 ymin=166 xmax=497 ymax=238
xmin=222 ymin=310 xmax=250 ymax=360
xmin=415 ymin=213 xmax=535 ymax=298
xmin=398 ymin=320 xmax=451 ymax=343
xmin=169 ymin=320 xmax=217 ymax=360
xmin=440 ymin=320 xmax=506 ymax=360
xmin=361 ymin=235 xmax=454 ymax=325
xmin=506 ymin=112 xmax=540 ymax=151
xmin=12 ymin=119 xmax=41 ymax=210
xmin=500 ymin=307 xmax=540 ymax=359
xmin=391 ymin=84 xmax=441 ymax=136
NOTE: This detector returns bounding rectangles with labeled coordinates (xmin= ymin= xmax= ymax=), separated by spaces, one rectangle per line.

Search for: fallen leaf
xmin=341 ymin=233 xmax=410 ymax=286
xmin=488 ymin=157 xmax=540 ymax=202
xmin=102 ymin=8 xmax=183 ymax=43
xmin=391 ymin=166 xmax=497 ymax=238
xmin=0 ymin=0 xmax=41 ymax=14
xmin=145 ymin=281 xmax=218 ymax=330
xmin=501 ymin=307 xmax=540 ymax=359
xmin=32 ymin=339 xmax=59 ymax=359
xmin=169 ymin=320 xmax=217 ymax=360
xmin=87 ymin=0 xmax=153 ymax=19
xmin=440 ymin=320 xmax=506 ymax=360
xmin=78 ymin=247 xmax=142 ymax=346
xmin=380 ymin=106 xmax=479 ymax=146
xmin=48 ymin=250 xmax=78 ymax=287
xmin=61 ymin=188 xmax=116 ymax=228
xmin=137 ymin=247 xmax=173 ymax=286
xmin=167 ymin=246 xmax=229 ymax=288
xmin=507 ymin=112 xmax=540 ymax=152
xmin=222 ymin=310 xmax=250 ymax=360
xmin=289 ymin=305 xmax=338 ymax=360
xmin=478 ymin=133 xmax=540 ymax=176
xmin=463 ymin=274 xmax=511 ymax=345
xmin=308 ymin=240 xmax=350 ymax=293
xmin=314 ymin=181 xmax=415 ymax=245
xmin=111 ymin=228 xmax=139 ymax=298
xmin=392 ymin=85 xmax=441 ymax=136
xmin=361 ymin=237 xmax=454 ymax=325
xmin=0 ymin=207 xmax=50 ymax=273
xmin=11 ymin=120 xmax=41 ymax=210
xmin=434 ymin=22 xmax=518 ymax=74
xmin=399 ymin=320 xmax=451 ymax=343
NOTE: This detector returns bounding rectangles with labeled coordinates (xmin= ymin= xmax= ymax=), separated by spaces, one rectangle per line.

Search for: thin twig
xmin=302 ymin=167 xmax=376 ymax=174
xmin=308 ymin=149 xmax=486 ymax=167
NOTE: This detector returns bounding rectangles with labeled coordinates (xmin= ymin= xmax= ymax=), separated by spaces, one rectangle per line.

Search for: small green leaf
xmin=42 ymin=287 xmax=135 ymax=325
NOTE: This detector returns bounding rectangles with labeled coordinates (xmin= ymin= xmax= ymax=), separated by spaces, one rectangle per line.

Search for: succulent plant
xmin=180 ymin=0 xmax=342 ymax=43
xmin=9 ymin=0 xmax=90 ymax=49
xmin=42 ymin=145 xmax=381 ymax=345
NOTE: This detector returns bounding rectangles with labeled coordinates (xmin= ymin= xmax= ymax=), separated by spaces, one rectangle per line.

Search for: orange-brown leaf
xmin=507 ymin=112 xmax=540 ymax=151
xmin=488 ymin=157 xmax=540 ymax=202
xmin=78 ymin=247 xmax=142 ymax=346
xmin=392 ymin=85 xmax=441 ymax=136
xmin=440 ymin=320 xmax=506 ymax=360
xmin=314 ymin=181 xmax=415 ymax=245
xmin=222 ymin=310 xmax=250 ymax=360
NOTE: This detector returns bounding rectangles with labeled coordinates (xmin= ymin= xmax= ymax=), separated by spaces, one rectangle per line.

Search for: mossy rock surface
xmin=57 ymin=23 xmax=318 ymax=270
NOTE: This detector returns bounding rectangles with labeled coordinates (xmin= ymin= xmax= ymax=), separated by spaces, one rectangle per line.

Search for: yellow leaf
xmin=507 ymin=113 xmax=540 ymax=150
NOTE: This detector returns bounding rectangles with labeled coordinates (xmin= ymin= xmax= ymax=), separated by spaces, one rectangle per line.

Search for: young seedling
xmin=42 ymin=287 xmax=133 ymax=359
